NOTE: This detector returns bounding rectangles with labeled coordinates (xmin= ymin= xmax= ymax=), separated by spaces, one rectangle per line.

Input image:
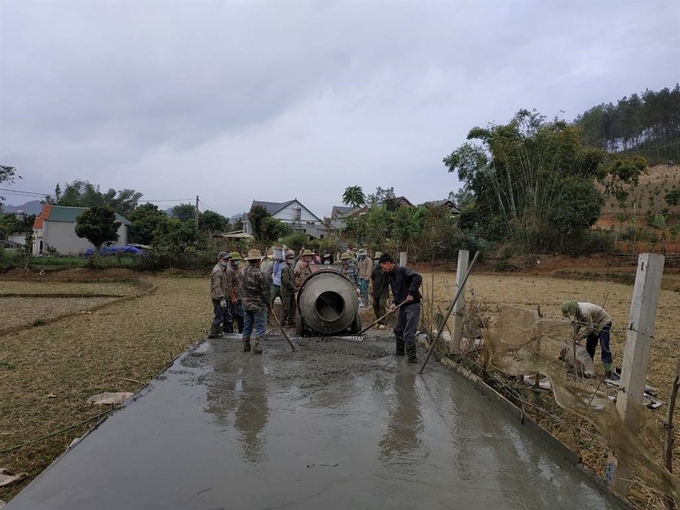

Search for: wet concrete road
xmin=8 ymin=335 xmax=623 ymax=510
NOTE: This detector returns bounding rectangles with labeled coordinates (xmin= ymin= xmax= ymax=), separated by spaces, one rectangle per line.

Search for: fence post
xmin=399 ymin=252 xmax=407 ymax=267
xmin=450 ymin=250 xmax=469 ymax=353
xmin=607 ymin=253 xmax=665 ymax=496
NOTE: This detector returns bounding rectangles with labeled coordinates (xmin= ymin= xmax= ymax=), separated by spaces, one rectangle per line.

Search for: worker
xmin=280 ymin=250 xmax=297 ymax=327
xmin=294 ymin=249 xmax=314 ymax=288
xmin=561 ymin=301 xmax=614 ymax=377
xmin=379 ymin=253 xmax=422 ymax=363
xmin=371 ymin=251 xmax=389 ymax=330
xmin=241 ymin=249 xmax=272 ymax=354
xmin=209 ymin=252 xmax=231 ymax=338
xmin=357 ymin=249 xmax=372 ymax=306
xmin=270 ymin=253 xmax=285 ymax=308
xmin=340 ymin=252 xmax=359 ymax=287
xmin=226 ymin=251 xmax=244 ymax=333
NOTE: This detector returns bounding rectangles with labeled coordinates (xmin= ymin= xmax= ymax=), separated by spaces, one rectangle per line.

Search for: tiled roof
xmin=251 ymin=200 xmax=295 ymax=216
xmin=33 ymin=204 xmax=52 ymax=230
xmin=43 ymin=205 xmax=131 ymax=225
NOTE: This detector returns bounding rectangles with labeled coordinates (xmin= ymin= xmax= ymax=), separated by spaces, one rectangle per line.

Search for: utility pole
xmin=195 ymin=195 xmax=199 ymax=228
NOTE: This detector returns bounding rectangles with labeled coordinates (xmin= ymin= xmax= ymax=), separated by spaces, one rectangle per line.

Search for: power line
xmin=0 ymin=188 xmax=52 ymax=198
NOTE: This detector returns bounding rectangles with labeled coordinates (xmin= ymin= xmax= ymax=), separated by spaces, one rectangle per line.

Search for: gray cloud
xmin=2 ymin=0 xmax=679 ymax=217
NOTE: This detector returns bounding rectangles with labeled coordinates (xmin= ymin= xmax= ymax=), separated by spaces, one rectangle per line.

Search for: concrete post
xmin=450 ymin=250 xmax=469 ymax=353
xmin=607 ymin=253 xmax=665 ymax=496
xmin=399 ymin=252 xmax=407 ymax=266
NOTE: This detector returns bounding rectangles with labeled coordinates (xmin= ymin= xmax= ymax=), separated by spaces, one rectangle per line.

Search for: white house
xmin=243 ymin=199 xmax=325 ymax=238
xmin=33 ymin=205 xmax=131 ymax=256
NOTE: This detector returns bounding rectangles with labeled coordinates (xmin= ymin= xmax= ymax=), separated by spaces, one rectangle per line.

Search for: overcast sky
xmin=1 ymin=1 xmax=679 ymax=219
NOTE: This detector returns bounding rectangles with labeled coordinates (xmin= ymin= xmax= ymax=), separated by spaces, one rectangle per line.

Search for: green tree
xmin=367 ymin=186 xmax=399 ymax=211
xmin=260 ymin=217 xmax=292 ymax=245
xmin=198 ymin=210 xmax=229 ymax=232
xmin=57 ymin=180 xmax=142 ymax=217
xmin=153 ymin=218 xmax=200 ymax=254
xmin=444 ymin=109 xmax=607 ymax=252
xmin=247 ymin=205 xmax=271 ymax=242
xmin=547 ymin=178 xmax=603 ymax=250
xmin=342 ymin=185 xmax=366 ymax=208
xmin=0 ymin=165 xmax=21 ymax=211
xmin=75 ymin=206 xmax=121 ymax=249
xmin=666 ymin=188 xmax=680 ymax=206
xmin=171 ymin=203 xmax=196 ymax=223
xmin=128 ymin=203 xmax=168 ymax=245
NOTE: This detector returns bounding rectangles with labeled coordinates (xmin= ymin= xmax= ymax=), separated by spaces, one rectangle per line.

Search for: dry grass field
xmin=0 ymin=276 xmax=211 ymax=501
xmin=2 ymin=268 xmax=680 ymax=507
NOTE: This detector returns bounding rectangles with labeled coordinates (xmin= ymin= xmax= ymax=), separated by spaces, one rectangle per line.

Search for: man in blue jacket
xmin=379 ymin=253 xmax=422 ymax=363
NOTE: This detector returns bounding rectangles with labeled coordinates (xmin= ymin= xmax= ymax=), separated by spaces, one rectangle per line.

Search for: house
xmin=423 ymin=199 xmax=461 ymax=214
xmin=243 ymin=199 xmax=325 ymax=239
xmin=344 ymin=196 xmax=416 ymax=219
xmin=33 ymin=205 xmax=131 ymax=256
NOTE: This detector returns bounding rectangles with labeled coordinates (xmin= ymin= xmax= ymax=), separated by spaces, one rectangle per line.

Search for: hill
xmin=1 ymin=200 xmax=44 ymax=215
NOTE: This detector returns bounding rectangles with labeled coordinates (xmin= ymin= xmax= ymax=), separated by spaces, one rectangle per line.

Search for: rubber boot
xmin=253 ymin=337 xmax=263 ymax=355
xmin=223 ymin=321 xmax=234 ymax=334
xmin=242 ymin=336 xmax=251 ymax=352
xmin=395 ymin=338 xmax=405 ymax=356
xmin=604 ymin=362 xmax=613 ymax=379
xmin=405 ymin=342 xmax=418 ymax=364
xmin=208 ymin=324 xmax=223 ymax=339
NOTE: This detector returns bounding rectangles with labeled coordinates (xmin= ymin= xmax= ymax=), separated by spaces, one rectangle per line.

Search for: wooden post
xmin=450 ymin=250 xmax=469 ymax=353
xmin=607 ymin=253 xmax=665 ymax=496
xmin=399 ymin=252 xmax=407 ymax=267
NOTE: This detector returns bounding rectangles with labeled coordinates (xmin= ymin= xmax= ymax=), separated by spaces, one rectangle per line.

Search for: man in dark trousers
xmin=371 ymin=251 xmax=389 ymax=330
xmin=379 ymin=253 xmax=422 ymax=363
xmin=241 ymin=249 xmax=273 ymax=354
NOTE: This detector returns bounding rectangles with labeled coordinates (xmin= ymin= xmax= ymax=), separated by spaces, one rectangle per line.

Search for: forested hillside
xmin=575 ymin=85 xmax=680 ymax=164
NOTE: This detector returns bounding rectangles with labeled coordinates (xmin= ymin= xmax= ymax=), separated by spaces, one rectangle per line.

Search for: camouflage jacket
xmin=227 ymin=265 xmax=241 ymax=301
xmin=210 ymin=263 xmax=228 ymax=300
xmin=343 ymin=260 xmax=359 ymax=287
xmin=281 ymin=263 xmax=296 ymax=295
xmin=357 ymin=257 xmax=372 ymax=280
xmin=294 ymin=261 xmax=312 ymax=288
xmin=241 ymin=264 xmax=271 ymax=311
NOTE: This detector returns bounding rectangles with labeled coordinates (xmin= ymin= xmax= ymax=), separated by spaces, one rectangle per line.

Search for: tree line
xmin=575 ymin=85 xmax=680 ymax=164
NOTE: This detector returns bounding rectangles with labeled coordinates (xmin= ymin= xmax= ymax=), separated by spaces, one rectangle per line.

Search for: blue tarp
xmin=84 ymin=246 xmax=144 ymax=256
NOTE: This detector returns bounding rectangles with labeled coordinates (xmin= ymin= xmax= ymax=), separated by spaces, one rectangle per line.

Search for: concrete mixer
xmin=295 ymin=268 xmax=362 ymax=337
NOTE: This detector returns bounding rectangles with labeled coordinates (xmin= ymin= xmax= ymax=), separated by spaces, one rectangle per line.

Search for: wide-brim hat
xmin=286 ymin=250 xmax=296 ymax=258
xmin=302 ymin=249 xmax=313 ymax=256
xmin=246 ymin=249 xmax=263 ymax=261
xmin=229 ymin=251 xmax=242 ymax=261
xmin=358 ymin=249 xmax=367 ymax=255
xmin=373 ymin=251 xmax=382 ymax=260
xmin=340 ymin=253 xmax=351 ymax=260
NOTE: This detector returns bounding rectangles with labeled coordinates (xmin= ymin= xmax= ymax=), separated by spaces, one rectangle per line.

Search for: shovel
xmin=358 ymin=299 xmax=408 ymax=336
xmin=271 ymin=310 xmax=297 ymax=352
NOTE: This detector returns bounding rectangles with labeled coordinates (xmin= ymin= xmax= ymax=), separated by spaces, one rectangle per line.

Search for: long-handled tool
xmin=271 ymin=310 xmax=297 ymax=352
xmin=358 ymin=299 xmax=408 ymax=336
xmin=418 ymin=251 xmax=480 ymax=375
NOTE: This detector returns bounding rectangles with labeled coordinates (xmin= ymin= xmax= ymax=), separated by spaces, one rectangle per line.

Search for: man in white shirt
xmin=561 ymin=301 xmax=613 ymax=377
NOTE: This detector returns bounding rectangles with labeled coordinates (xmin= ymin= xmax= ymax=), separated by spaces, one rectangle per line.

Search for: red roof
xmin=33 ymin=204 xmax=51 ymax=230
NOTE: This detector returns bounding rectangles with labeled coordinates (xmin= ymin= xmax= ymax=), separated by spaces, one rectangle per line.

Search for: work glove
xmin=220 ymin=298 xmax=227 ymax=309
xmin=389 ymin=303 xmax=397 ymax=313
